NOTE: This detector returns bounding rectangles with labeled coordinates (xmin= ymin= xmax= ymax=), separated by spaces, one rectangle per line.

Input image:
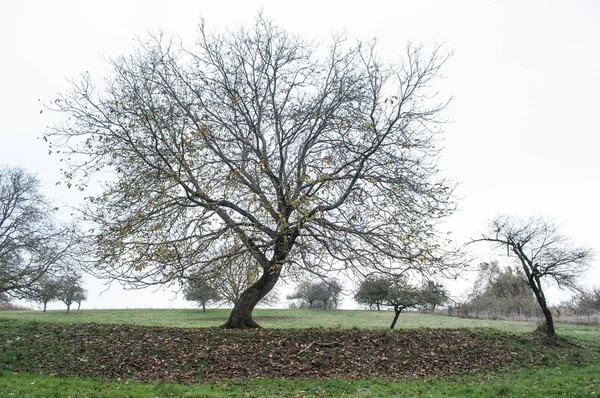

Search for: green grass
xmin=1 ymin=308 xmax=598 ymax=339
xmin=1 ymin=363 xmax=599 ymax=397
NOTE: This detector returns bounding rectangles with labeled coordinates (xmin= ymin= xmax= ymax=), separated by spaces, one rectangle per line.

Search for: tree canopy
xmin=417 ymin=280 xmax=449 ymax=312
xmin=288 ymin=279 xmax=343 ymax=309
xmin=182 ymin=277 xmax=221 ymax=312
xmin=55 ymin=273 xmax=86 ymax=313
xmin=354 ymin=276 xmax=390 ymax=311
xmin=385 ymin=277 xmax=422 ymax=329
xmin=27 ymin=276 xmax=60 ymax=312
xmin=45 ymin=15 xmax=459 ymax=328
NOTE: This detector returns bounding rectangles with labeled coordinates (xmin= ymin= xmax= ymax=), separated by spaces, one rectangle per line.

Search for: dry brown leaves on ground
xmin=1 ymin=323 xmax=552 ymax=383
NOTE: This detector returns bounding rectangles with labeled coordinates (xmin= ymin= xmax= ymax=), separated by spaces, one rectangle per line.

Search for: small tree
xmin=27 ymin=277 xmax=59 ymax=312
xmin=328 ymin=279 xmax=344 ymax=309
xmin=355 ymin=275 xmax=428 ymax=328
xmin=288 ymin=281 xmax=323 ymax=309
xmin=385 ymin=277 xmax=422 ymax=329
xmin=418 ymin=280 xmax=449 ymax=313
xmin=55 ymin=273 xmax=86 ymax=313
xmin=355 ymin=276 xmax=390 ymax=310
xmin=183 ymin=278 xmax=222 ymax=312
xmin=73 ymin=288 xmax=87 ymax=311
xmin=471 ymin=215 xmax=592 ymax=338
xmin=288 ymin=280 xmax=341 ymax=309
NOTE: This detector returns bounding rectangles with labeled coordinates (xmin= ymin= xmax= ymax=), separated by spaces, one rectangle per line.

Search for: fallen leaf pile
xmin=0 ymin=322 xmax=556 ymax=383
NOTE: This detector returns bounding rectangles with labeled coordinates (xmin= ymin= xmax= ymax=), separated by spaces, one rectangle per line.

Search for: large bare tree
xmin=0 ymin=165 xmax=80 ymax=298
xmin=45 ymin=16 xmax=460 ymax=328
xmin=471 ymin=215 xmax=591 ymax=338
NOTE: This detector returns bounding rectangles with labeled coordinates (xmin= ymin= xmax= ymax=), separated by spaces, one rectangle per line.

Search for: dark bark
xmin=531 ymin=284 xmax=556 ymax=338
xmin=66 ymin=303 xmax=71 ymax=313
xmin=390 ymin=307 xmax=403 ymax=329
xmin=43 ymin=302 xmax=47 ymax=312
xmin=77 ymin=302 xmax=81 ymax=311
xmin=541 ymin=306 xmax=556 ymax=337
xmin=202 ymin=303 xmax=206 ymax=312
xmin=222 ymin=267 xmax=280 ymax=329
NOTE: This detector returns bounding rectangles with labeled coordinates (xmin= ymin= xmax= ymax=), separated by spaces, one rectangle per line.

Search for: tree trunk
xmin=541 ymin=305 xmax=556 ymax=337
xmin=376 ymin=303 xmax=380 ymax=311
xmin=202 ymin=303 xmax=206 ymax=312
xmin=43 ymin=302 xmax=47 ymax=312
xmin=390 ymin=307 xmax=402 ymax=329
xmin=222 ymin=268 xmax=280 ymax=329
xmin=77 ymin=302 xmax=81 ymax=311
xmin=66 ymin=303 xmax=71 ymax=313
xmin=531 ymin=282 xmax=557 ymax=338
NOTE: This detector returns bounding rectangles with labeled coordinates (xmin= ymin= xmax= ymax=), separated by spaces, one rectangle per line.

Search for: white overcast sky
xmin=1 ymin=0 xmax=599 ymax=310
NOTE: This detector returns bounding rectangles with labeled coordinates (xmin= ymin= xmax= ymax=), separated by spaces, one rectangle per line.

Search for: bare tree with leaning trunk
xmin=470 ymin=215 xmax=591 ymax=338
xmin=44 ymin=15 xmax=461 ymax=328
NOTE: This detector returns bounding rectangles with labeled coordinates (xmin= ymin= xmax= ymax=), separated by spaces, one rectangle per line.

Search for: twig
xmin=297 ymin=341 xmax=315 ymax=355
xmin=315 ymin=342 xmax=340 ymax=347
xmin=297 ymin=341 xmax=340 ymax=355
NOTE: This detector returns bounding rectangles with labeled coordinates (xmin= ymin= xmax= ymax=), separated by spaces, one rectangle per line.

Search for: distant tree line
xmin=575 ymin=287 xmax=600 ymax=318
xmin=449 ymin=260 xmax=600 ymax=327
xmin=553 ymin=287 xmax=600 ymax=324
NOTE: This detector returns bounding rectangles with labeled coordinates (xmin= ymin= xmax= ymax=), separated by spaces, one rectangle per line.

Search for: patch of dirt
xmin=0 ymin=322 xmax=567 ymax=384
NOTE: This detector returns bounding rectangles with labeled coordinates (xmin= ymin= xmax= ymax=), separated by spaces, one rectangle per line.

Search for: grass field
xmin=2 ymin=307 xmax=599 ymax=340
xmin=1 ymin=308 xmax=599 ymax=397
xmin=2 ymin=364 xmax=599 ymax=397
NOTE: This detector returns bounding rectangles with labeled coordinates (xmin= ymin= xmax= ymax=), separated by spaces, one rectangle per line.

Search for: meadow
xmin=1 ymin=309 xmax=599 ymax=397
xmin=2 ymin=307 xmax=599 ymax=339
